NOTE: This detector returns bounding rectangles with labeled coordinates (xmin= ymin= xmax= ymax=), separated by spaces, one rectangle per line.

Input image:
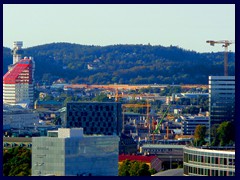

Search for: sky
xmin=3 ymin=4 xmax=235 ymax=53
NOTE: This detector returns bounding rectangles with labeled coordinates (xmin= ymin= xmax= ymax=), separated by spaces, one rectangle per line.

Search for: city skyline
xmin=3 ymin=4 xmax=235 ymax=53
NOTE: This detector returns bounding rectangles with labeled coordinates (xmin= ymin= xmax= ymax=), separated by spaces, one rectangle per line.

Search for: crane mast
xmin=206 ymin=40 xmax=235 ymax=76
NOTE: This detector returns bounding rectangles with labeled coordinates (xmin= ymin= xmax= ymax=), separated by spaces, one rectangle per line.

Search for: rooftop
xmin=184 ymin=145 xmax=235 ymax=153
xmin=119 ymin=154 xmax=158 ymax=163
xmin=142 ymin=144 xmax=186 ymax=149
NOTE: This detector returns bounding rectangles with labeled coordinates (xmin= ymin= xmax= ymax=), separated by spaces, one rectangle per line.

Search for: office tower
xmin=208 ymin=76 xmax=235 ymax=141
xmin=65 ymin=102 xmax=122 ymax=135
xmin=32 ymin=128 xmax=119 ymax=176
xmin=3 ymin=56 xmax=35 ymax=108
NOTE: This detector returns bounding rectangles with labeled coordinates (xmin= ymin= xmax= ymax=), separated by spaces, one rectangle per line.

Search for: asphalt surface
xmin=152 ymin=168 xmax=183 ymax=176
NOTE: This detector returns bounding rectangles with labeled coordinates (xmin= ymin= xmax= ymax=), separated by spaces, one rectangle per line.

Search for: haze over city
xmin=3 ymin=4 xmax=235 ymax=53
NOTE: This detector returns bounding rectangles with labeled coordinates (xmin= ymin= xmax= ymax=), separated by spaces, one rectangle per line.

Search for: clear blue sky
xmin=3 ymin=4 xmax=235 ymax=53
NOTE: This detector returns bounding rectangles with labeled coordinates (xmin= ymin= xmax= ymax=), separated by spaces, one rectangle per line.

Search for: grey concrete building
xmin=32 ymin=128 xmax=119 ymax=176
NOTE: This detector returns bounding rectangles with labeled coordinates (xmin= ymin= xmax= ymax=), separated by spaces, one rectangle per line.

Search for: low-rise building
xmin=181 ymin=115 xmax=209 ymax=135
xmin=3 ymin=104 xmax=39 ymax=130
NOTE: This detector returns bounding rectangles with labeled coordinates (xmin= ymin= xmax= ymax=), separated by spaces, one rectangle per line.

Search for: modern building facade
xmin=183 ymin=146 xmax=235 ymax=176
xmin=32 ymin=128 xmax=119 ymax=176
xmin=181 ymin=115 xmax=209 ymax=135
xmin=3 ymin=104 xmax=39 ymax=130
xmin=64 ymin=102 xmax=122 ymax=135
xmin=208 ymin=76 xmax=235 ymax=141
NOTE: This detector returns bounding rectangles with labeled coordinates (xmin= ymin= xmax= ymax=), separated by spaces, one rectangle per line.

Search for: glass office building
xmin=64 ymin=102 xmax=122 ymax=136
xmin=32 ymin=128 xmax=119 ymax=176
xmin=208 ymin=76 xmax=235 ymax=142
xmin=183 ymin=146 xmax=235 ymax=176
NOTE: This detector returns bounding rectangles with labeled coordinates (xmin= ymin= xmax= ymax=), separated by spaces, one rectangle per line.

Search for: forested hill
xmin=3 ymin=43 xmax=235 ymax=85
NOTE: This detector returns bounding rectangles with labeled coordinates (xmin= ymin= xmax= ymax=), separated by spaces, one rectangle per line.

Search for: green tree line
xmin=3 ymin=43 xmax=235 ymax=85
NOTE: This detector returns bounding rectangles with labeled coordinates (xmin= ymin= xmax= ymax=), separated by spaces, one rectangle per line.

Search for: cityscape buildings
xmin=2 ymin=40 xmax=235 ymax=176
xmin=32 ymin=128 xmax=119 ymax=176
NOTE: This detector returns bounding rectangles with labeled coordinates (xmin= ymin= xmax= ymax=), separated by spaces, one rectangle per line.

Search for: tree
xmin=118 ymin=160 xmax=131 ymax=176
xmin=129 ymin=161 xmax=140 ymax=176
xmin=118 ymin=160 xmax=153 ymax=176
xmin=3 ymin=147 xmax=31 ymax=176
xmin=92 ymin=93 xmax=111 ymax=102
xmin=210 ymin=121 xmax=235 ymax=146
xmin=210 ymin=124 xmax=220 ymax=146
xmin=194 ymin=125 xmax=207 ymax=146
xmin=217 ymin=121 xmax=235 ymax=146
xmin=149 ymin=168 xmax=157 ymax=175
xmin=138 ymin=163 xmax=151 ymax=176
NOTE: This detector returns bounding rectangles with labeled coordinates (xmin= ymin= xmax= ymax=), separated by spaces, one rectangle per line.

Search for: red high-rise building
xmin=3 ymin=56 xmax=35 ymax=108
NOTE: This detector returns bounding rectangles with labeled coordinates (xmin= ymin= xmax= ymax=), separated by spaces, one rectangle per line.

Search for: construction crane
xmin=152 ymin=103 xmax=172 ymax=143
xmin=121 ymin=99 xmax=151 ymax=134
xmin=206 ymin=40 xmax=235 ymax=76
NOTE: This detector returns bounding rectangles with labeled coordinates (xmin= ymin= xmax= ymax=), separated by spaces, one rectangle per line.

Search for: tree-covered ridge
xmin=3 ymin=43 xmax=235 ymax=85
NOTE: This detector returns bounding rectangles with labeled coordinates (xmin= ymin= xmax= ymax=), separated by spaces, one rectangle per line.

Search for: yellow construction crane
xmin=206 ymin=40 xmax=235 ymax=76
xmin=121 ymin=97 xmax=151 ymax=134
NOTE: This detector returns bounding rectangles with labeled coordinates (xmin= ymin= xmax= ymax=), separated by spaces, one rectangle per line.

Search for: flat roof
xmin=184 ymin=146 xmax=235 ymax=154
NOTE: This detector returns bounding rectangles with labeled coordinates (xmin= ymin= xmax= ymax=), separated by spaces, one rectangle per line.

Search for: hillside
xmin=3 ymin=43 xmax=235 ymax=85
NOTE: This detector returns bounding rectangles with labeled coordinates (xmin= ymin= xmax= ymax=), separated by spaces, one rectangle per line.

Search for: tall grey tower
xmin=11 ymin=41 xmax=24 ymax=64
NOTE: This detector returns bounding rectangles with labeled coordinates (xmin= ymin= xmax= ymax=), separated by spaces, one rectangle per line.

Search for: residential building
xmin=64 ymin=102 xmax=122 ymax=135
xmin=32 ymin=128 xmax=119 ymax=176
xmin=183 ymin=146 xmax=235 ymax=176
